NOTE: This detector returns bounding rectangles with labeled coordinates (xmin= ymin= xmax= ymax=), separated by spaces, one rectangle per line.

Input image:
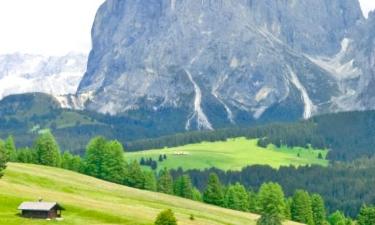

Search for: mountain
xmin=0 ymin=53 xmax=86 ymax=100
xmin=2 ymin=163 xmax=291 ymax=225
xmin=74 ymin=0 xmax=374 ymax=132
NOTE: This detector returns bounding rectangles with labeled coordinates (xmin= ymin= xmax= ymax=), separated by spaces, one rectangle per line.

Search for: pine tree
xmin=16 ymin=147 xmax=36 ymax=164
xmin=157 ymin=168 xmax=173 ymax=194
xmin=257 ymin=214 xmax=282 ymax=225
xmin=311 ymin=194 xmax=326 ymax=225
xmin=291 ymin=190 xmax=314 ymax=225
xmin=357 ymin=205 xmax=375 ymax=225
xmin=328 ymin=211 xmax=346 ymax=225
xmin=124 ymin=160 xmax=145 ymax=189
xmin=144 ymin=171 xmax=157 ymax=191
xmin=248 ymin=190 xmax=259 ymax=213
xmin=258 ymin=182 xmax=286 ymax=219
xmin=4 ymin=136 xmax=16 ymax=162
xmin=224 ymin=183 xmax=249 ymax=211
xmin=192 ymin=187 xmax=202 ymax=202
xmin=203 ymin=173 xmax=224 ymax=206
xmin=84 ymin=136 xmax=107 ymax=178
xmin=173 ymin=175 xmax=193 ymax=199
xmin=154 ymin=209 xmax=177 ymax=225
xmin=34 ymin=131 xmax=61 ymax=167
xmin=101 ymin=140 xmax=126 ymax=184
xmin=0 ymin=140 xmax=7 ymax=178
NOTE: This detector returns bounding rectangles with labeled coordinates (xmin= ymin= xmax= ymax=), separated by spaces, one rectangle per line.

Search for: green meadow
xmin=0 ymin=163 xmax=302 ymax=225
xmin=126 ymin=138 xmax=328 ymax=171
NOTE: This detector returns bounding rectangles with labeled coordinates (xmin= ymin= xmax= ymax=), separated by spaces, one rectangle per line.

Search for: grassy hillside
xmin=0 ymin=163 xmax=302 ymax=225
xmin=126 ymin=138 xmax=328 ymax=171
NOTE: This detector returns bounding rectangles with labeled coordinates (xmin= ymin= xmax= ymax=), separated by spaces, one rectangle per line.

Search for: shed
xmin=18 ymin=201 xmax=64 ymax=219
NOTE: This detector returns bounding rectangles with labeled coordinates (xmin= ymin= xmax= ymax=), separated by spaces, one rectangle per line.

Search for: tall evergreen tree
xmin=16 ymin=147 xmax=36 ymax=164
xmin=34 ymin=131 xmax=61 ymax=167
xmin=144 ymin=171 xmax=157 ymax=191
xmin=224 ymin=183 xmax=249 ymax=211
xmin=192 ymin=187 xmax=202 ymax=202
xmin=4 ymin=136 xmax=16 ymax=162
xmin=291 ymin=190 xmax=314 ymax=225
xmin=311 ymin=194 xmax=326 ymax=225
xmin=257 ymin=214 xmax=282 ymax=225
xmin=157 ymin=168 xmax=173 ymax=194
xmin=258 ymin=182 xmax=286 ymax=219
xmin=357 ymin=205 xmax=375 ymax=225
xmin=124 ymin=160 xmax=145 ymax=189
xmin=203 ymin=173 xmax=224 ymax=206
xmin=84 ymin=136 xmax=107 ymax=178
xmin=173 ymin=175 xmax=193 ymax=199
xmin=0 ymin=140 xmax=7 ymax=178
xmin=328 ymin=211 xmax=346 ymax=225
xmin=101 ymin=140 xmax=126 ymax=183
xmin=248 ymin=190 xmax=259 ymax=213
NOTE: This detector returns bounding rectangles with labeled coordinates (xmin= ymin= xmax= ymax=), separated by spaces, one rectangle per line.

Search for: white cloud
xmin=359 ymin=0 xmax=375 ymax=18
xmin=0 ymin=0 xmax=104 ymax=56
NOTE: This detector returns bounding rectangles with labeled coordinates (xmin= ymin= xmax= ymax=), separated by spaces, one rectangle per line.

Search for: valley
xmin=126 ymin=138 xmax=328 ymax=171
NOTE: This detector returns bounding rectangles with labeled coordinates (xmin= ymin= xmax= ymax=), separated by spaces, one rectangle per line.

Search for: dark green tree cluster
xmin=0 ymin=139 xmax=7 ymax=178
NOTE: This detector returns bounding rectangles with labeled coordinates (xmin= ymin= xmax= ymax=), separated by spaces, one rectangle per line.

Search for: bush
xmin=155 ymin=209 xmax=177 ymax=225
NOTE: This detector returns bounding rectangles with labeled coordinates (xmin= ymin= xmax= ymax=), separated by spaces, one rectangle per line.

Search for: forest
xmin=1 ymin=133 xmax=375 ymax=225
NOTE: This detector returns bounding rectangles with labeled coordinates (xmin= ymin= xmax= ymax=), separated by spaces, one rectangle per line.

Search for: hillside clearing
xmin=0 ymin=163 xmax=302 ymax=225
xmin=126 ymin=138 xmax=328 ymax=171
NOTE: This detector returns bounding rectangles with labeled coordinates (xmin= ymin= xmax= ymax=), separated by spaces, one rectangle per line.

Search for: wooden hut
xmin=18 ymin=201 xmax=64 ymax=219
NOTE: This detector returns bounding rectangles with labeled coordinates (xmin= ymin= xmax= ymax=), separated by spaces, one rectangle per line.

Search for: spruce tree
xmin=203 ymin=173 xmax=224 ymax=206
xmin=257 ymin=214 xmax=282 ymax=225
xmin=124 ymin=160 xmax=145 ymax=189
xmin=84 ymin=136 xmax=107 ymax=178
xmin=224 ymin=183 xmax=249 ymax=211
xmin=157 ymin=168 xmax=173 ymax=194
xmin=328 ymin=211 xmax=346 ymax=225
xmin=192 ymin=187 xmax=202 ymax=202
xmin=173 ymin=175 xmax=193 ymax=199
xmin=4 ymin=136 xmax=16 ymax=162
xmin=34 ymin=131 xmax=61 ymax=167
xmin=258 ymin=182 xmax=286 ymax=219
xmin=101 ymin=140 xmax=126 ymax=183
xmin=357 ymin=205 xmax=375 ymax=225
xmin=144 ymin=171 xmax=157 ymax=191
xmin=0 ymin=140 xmax=7 ymax=178
xmin=248 ymin=190 xmax=259 ymax=213
xmin=311 ymin=194 xmax=326 ymax=225
xmin=291 ymin=190 xmax=314 ymax=225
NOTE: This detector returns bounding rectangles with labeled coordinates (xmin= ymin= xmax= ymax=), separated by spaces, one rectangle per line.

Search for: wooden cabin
xmin=18 ymin=201 xmax=64 ymax=219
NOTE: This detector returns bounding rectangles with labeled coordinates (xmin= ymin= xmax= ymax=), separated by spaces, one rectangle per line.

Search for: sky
xmin=0 ymin=0 xmax=104 ymax=56
xmin=0 ymin=0 xmax=374 ymax=56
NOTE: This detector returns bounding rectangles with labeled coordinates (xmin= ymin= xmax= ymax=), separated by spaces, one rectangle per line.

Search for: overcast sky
xmin=0 ymin=0 xmax=374 ymax=56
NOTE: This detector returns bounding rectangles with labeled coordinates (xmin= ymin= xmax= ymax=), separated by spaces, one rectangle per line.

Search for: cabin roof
xmin=18 ymin=202 xmax=64 ymax=211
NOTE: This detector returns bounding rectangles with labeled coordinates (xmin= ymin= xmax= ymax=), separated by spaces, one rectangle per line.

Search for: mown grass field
xmin=0 ymin=163 xmax=303 ymax=225
xmin=126 ymin=138 xmax=328 ymax=171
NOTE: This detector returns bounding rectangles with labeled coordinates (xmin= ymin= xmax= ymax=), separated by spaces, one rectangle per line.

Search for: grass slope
xmin=126 ymin=138 xmax=328 ymax=171
xmin=0 ymin=163 xmax=302 ymax=225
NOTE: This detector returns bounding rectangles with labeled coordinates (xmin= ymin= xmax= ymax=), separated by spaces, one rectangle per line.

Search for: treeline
xmin=126 ymin=111 xmax=375 ymax=162
xmin=172 ymin=157 xmax=375 ymax=218
xmin=4 ymin=133 xmax=374 ymax=224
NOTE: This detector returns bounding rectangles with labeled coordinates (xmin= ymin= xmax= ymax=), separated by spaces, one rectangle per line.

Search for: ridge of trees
xmin=2 ymin=133 xmax=375 ymax=224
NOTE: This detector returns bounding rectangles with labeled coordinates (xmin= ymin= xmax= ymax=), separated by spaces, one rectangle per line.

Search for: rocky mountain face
xmin=76 ymin=0 xmax=373 ymax=131
xmin=0 ymin=53 xmax=86 ymax=100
